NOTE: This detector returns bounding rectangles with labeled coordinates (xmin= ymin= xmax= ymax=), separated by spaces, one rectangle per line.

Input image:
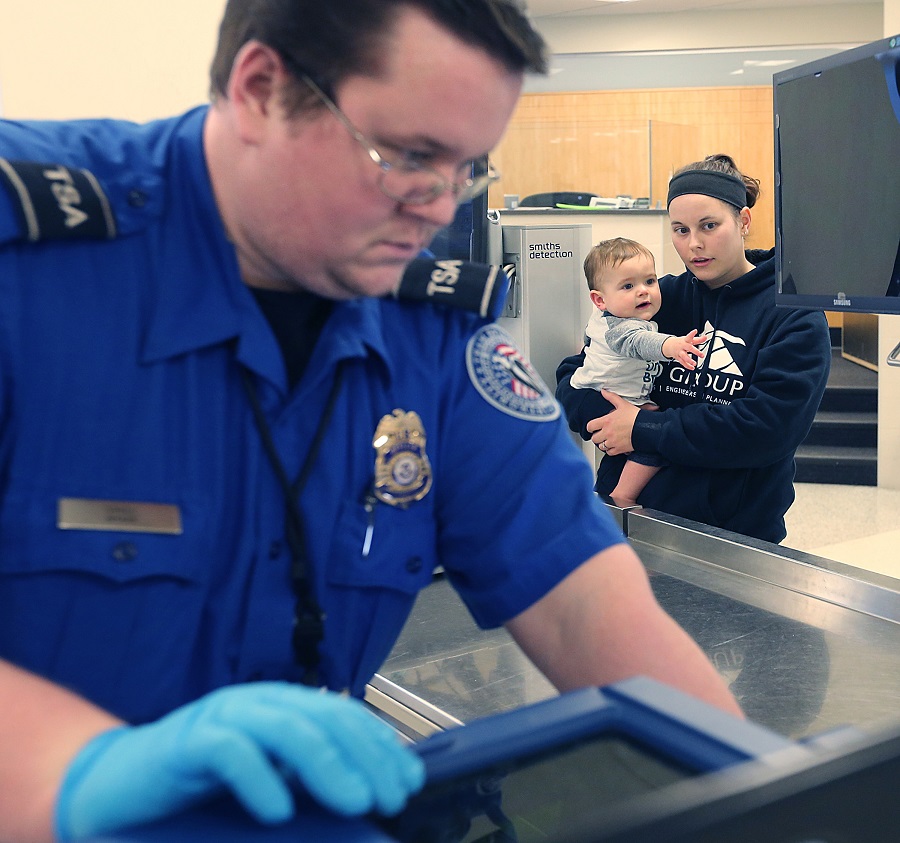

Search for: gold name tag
xmin=57 ymin=498 xmax=183 ymax=535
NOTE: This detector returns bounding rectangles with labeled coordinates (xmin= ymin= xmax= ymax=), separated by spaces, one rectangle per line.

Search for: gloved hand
xmin=54 ymin=681 xmax=425 ymax=840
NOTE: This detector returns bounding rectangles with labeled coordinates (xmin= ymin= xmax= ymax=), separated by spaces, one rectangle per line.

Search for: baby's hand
xmin=663 ymin=330 xmax=707 ymax=370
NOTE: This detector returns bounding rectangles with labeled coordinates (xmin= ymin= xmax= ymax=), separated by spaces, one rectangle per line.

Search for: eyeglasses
xmin=301 ymin=74 xmax=500 ymax=206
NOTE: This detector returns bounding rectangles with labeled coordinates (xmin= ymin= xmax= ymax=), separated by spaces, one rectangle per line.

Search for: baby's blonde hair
xmin=584 ymin=237 xmax=656 ymax=292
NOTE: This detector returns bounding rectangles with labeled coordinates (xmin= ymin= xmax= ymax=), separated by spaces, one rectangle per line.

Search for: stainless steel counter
xmin=366 ymin=507 xmax=900 ymax=742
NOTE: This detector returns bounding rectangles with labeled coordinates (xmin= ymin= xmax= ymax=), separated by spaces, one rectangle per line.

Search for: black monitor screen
xmin=379 ymin=734 xmax=694 ymax=843
xmin=774 ymin=36 xmax=900 ymax=314
xmin=427 ymin=156 xmax=490 ymax=264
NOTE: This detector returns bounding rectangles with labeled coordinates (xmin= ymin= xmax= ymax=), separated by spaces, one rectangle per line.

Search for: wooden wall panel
xmin=490 ymin=86 xmax=775 ymax=250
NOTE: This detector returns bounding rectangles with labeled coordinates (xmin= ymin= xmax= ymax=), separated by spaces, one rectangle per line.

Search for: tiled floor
xmin=783 ymin=482 xmax=900 ymax=580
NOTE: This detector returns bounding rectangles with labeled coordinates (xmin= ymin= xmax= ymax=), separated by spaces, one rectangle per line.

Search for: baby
xmin=570 ymin=237 xmax=705 ymax=504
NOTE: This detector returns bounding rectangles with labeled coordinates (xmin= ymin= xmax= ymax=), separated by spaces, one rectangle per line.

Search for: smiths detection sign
xmin=522 ymin=229 xmax=579 ymax=311
xmin=528 ymin=239 xmax=575 ymax=261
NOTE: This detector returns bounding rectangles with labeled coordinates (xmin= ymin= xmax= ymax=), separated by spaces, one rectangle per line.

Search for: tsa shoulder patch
xmin=466 ymin=324 xmax=560 ymax=421
xmin=0 ymin=158 xmax=116 ymax=242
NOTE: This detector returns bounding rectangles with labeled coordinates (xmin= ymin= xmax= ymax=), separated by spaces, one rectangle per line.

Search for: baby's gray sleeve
xmin=605 ymin=320 xmax=670 ymax=362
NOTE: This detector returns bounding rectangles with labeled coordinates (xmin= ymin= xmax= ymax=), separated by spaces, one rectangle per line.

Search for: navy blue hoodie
xmin=556 ymin=249 xmax=832 ymax=543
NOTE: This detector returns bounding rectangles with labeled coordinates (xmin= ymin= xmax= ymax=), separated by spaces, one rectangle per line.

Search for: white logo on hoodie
xmin=696 ymin=320 xmax=746 ymax=377
xmin=664 ymin=321 xmax=748 ymax=404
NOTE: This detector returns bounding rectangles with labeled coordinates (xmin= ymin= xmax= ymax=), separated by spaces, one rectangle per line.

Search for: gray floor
xmin=784 ymin=482 xmax=900 ymax=579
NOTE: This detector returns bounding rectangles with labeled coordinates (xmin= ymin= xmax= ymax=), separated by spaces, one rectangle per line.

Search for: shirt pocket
xmin=0 ymin=487 xmax=212 ymax=721
xmin=0 ymin=488 xmax=208 ymax=584
xmin=326 ymin=494 xmax=438 ymax=596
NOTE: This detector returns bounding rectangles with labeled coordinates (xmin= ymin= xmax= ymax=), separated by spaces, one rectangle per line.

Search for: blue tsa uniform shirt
xmin=0 ymin=108 xmax=625 ymax=723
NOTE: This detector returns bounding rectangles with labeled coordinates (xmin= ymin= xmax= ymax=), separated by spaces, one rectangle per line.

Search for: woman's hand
xmin=586 ymin=390 xmax=639 ymax=455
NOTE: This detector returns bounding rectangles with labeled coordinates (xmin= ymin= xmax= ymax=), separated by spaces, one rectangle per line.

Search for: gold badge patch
xmin=372 ymin=409 xmax=432 ymax=507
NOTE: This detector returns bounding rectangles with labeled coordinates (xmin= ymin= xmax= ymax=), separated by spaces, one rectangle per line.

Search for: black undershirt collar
xmin=250 ymin=287 xmax=335 ymax=387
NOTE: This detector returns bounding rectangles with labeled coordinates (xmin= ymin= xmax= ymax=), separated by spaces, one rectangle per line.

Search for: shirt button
xmin=111 ymin=541 xmax=138 ymax=562
xmin=127 ymin=189 xmax=147 ymax=208
xmin=268 ymin=540 xmax=283 ymax=560
xmin=405 ymin=556 xmax=423 ymax=574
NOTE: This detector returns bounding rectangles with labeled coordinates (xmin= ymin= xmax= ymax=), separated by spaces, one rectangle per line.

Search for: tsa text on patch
xmin=426 ymin=259 xmax=463 ymax=297
xmin=44 ymin=166 xmax=89 ymax=229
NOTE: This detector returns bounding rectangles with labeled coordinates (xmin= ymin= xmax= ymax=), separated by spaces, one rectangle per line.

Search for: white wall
xmin=0 ymin=2 xmax=888 ymax=121
xmin=0 ymin=0 xmax=224 ymax=120
xmin=536 ymin=4 xmax=883 ymax=54
xmin=888 ymin=0 xmax=900 ymax=30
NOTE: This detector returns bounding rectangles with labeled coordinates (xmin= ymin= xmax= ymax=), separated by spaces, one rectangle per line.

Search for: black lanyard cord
xmin=239 ymin=361 xmax=347 ymax=686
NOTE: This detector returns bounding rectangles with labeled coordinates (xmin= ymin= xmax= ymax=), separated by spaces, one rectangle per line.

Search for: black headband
xmin=667 ymin=169 xmax=748 ymax=210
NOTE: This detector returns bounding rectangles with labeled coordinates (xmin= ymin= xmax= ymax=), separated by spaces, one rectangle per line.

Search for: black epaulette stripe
xmin=0 ymin=158 xmax=117 ymax=242
xmin=0 ymin=158 xmax=40 ymax=241
xmin=478 ymin=264 xmax=500 ymax=319
xmin=394 ymin=258 xmax=509 ymax=319
xmin=80 ymin=167 xmax=117 ymax=239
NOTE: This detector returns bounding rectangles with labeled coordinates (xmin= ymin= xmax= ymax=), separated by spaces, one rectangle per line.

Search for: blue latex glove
xmin=54 ymin=682 xmax=425 ymax=840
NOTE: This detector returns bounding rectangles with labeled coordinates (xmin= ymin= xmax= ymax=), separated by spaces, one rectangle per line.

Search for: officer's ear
xmin=227 ymin=40 xmax=285 ymax=143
